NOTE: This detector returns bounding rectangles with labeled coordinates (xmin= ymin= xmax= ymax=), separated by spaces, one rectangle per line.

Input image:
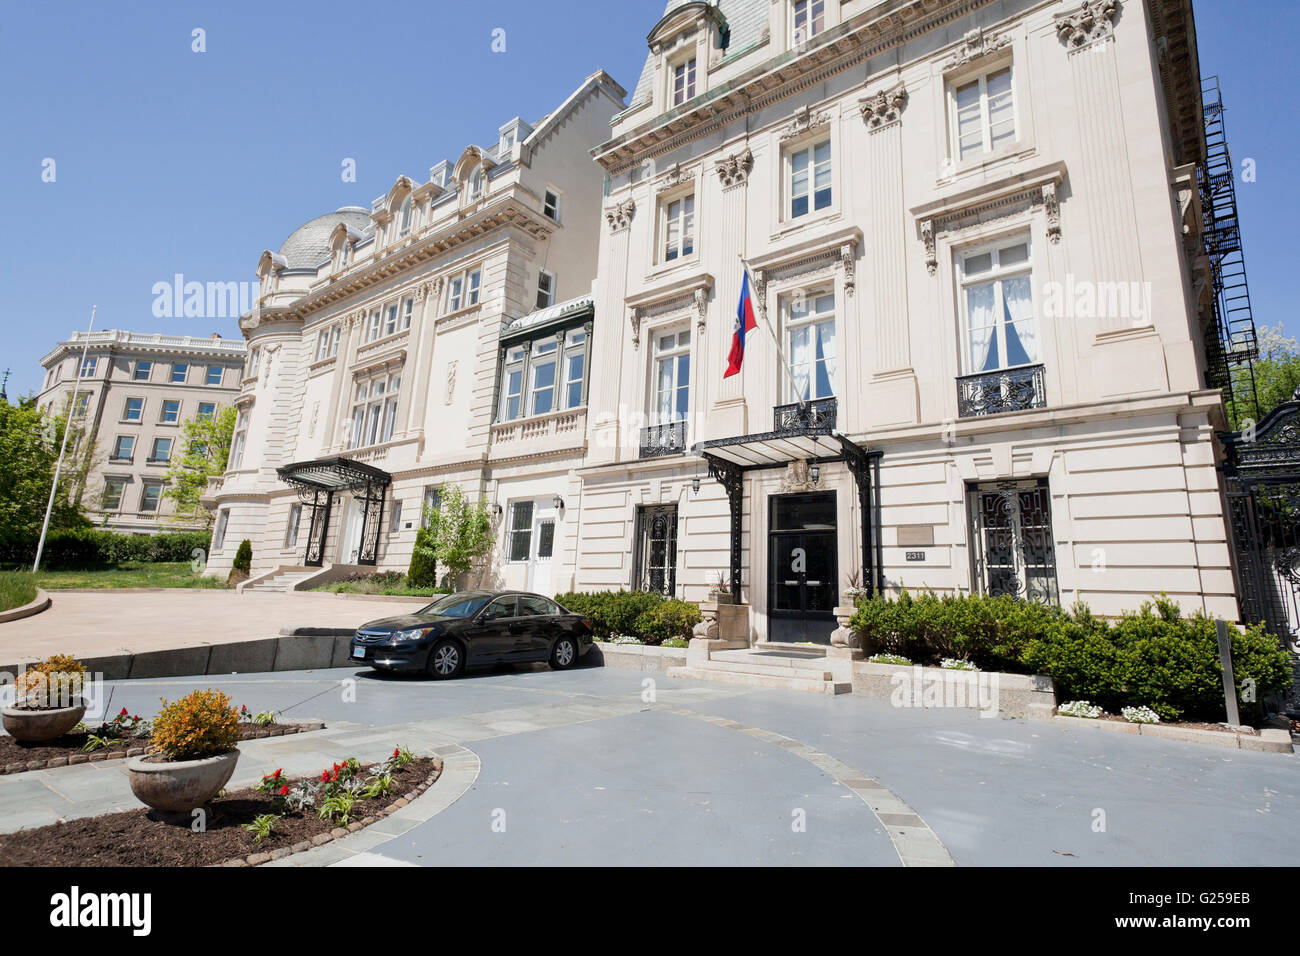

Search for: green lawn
xmin=29 ymin=562 xmax=224 ymax=591
xmin=0 ymin=571 xmax=38 ymax=611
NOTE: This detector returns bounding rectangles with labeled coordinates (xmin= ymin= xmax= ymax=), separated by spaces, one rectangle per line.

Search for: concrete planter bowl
xmin=1 ymin=697 xmax=87 ymax=742
xmin=127 ymin=749 xmax=240 ymax=812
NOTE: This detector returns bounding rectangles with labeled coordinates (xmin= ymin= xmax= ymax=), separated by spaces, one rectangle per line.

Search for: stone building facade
xmin=36 ymin=330 xmax=246 ymax=533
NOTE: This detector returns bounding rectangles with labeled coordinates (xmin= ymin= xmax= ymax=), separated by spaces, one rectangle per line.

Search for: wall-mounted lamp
xmin=691 ymin=476 xmax=701 ymax=494
xmin=809 ymin=461 xmax=820 ymax=485
xmin=493 ymin=504 xmax=503 ymax=517
xmin=553 ymin=494 xmax=565 ymax=512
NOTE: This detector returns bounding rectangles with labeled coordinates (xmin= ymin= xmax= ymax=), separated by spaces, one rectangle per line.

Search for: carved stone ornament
xmin=920 ymin=219 xmax=937 ymax=276
xmin=858 ymin=83 xmax=907 ymax=130
xmin=629 ymin=306 xmax=643 ymax=349
xmin=780 ymin=460 xmax=818 ymax=493
xmin=1055 ymin=0 xmax=1119 ymax=51
xmin=840 ymin=242 xmax=858 ymax=296
xmin=605 ymin=199 xmax=636 ymax=232
xmin=657 ymin=163 xmax=690 ymax=194
xmin=780 ymin=104 xmax=831 ymax=141
xmin=414 ymin=282 xmax=430 ymax=303
xmin=694 ymin=288 xmax=709 ymax=331
xmin=715 ymin=148 xmax=754 ymax=188
xmin=943 ymin=27 xmax=1012 ymax=70
xmin=1042 ymin=182 xmax=1061 ymax=244
xmin=348 ymin=309 xmax=364 ymax=329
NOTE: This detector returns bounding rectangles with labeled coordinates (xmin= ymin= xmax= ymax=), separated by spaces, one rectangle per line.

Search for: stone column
xmin=321 ymin=311 xmax=360 ymax=452
xmin=403 ymin=278 xmax=442 ymax=439
xmin=860 ymin=83 xmax=919 ymax=425
xmin=587 ymin=199 xmax=635 ymax=465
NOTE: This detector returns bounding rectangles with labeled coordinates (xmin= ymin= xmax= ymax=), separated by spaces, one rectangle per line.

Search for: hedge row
xmin=851 ymin=591 xmax=1293 ymax=722
xmin=554 ymin=590 xmax=702 ymax=645
xmin=0 ymin=528 xmax=213 ymax=570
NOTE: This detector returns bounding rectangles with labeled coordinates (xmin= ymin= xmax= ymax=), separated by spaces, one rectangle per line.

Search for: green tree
xmin=414 ymin=484 xmax=493 ymax=590
xmin=162 ymin=406 xmax=236 ymax=528
xmin=0 ymin=397 xmax=88 ymax=554
xmin=1227 ymin=324 xmax=1300 ymax=429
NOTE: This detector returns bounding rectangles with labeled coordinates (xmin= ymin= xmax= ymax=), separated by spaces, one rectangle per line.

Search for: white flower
xmin=1121 ymin=705 xmax=1160 ymax=724
xmin=1058 ymin=700 xmax=1103 ymax=719
xmin=940 ymin=658 xmax=977 ymax=671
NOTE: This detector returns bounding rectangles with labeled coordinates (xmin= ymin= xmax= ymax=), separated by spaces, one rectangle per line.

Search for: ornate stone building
xmin=36 ymin=330 xmax=246 ymax=534
xmin=201 ymin=72 xmax=626 ymax=591
xmin=575 ymin=0 xmax=1236 ymax=643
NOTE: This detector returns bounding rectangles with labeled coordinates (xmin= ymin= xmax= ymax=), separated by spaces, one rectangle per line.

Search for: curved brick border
xmin=667 ymin=706 xmax=955 ymax=867
xmin=218 ymin=756 xmax=445 ymax=867
xmin=0 ymin=719 xmax=327 ymax=776
xmin=0 ymin=588 xmax=52 ymax=625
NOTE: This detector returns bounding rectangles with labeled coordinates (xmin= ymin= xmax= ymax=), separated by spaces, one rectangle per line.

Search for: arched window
xmin=468 ymin=166 xmax=485 ymax=201
xmin=398 ymin=196 xmax=413 ymax=235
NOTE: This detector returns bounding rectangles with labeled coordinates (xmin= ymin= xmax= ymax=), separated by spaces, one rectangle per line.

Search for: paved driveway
xmin=5 ymin=664 xmax=1297 ymax=866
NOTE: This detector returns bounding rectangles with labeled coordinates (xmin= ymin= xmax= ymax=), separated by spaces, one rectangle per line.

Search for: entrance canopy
xmin=276 ymin=456 xmax=391 ymax=494
xmin=690 ymin=400 xmax=882 ymax=603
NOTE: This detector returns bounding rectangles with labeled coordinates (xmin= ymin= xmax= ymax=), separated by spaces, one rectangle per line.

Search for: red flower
xmin=392 ymin=748 xmax=400 ymax=758
xmin=280 ymin=785 xmax=289 ymax=795
xmin=272 ymin=768 xmax=282 ymax=778
xmin=119 ymin=707 xmax=129 ymax=716
xmin=320 ymin=770 xmax=330 ymax=782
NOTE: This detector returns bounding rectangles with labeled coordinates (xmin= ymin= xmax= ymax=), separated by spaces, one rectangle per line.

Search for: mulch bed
xmin=0 ymin=721 xmax=326 ymax=775
xmin=0 ymin=756 xmax=441 ymax=867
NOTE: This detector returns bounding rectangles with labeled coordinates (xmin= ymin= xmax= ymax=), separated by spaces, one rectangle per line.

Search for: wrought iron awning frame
xmin=275 ymin=457 xmax=392 ymax=567
xmin=1220 ymin=398 xmax=1300 ymax=482
xmin=693 ymin=425 xmax=882 ymax=603
xmin=276 ymin=456 xmax=392 ymax=494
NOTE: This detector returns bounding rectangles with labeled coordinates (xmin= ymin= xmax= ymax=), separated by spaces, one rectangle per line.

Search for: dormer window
xmin=671 ymin=56 xmax=697 ymax=106
xmin=398 ymin=196 xmax=413 ymax=236
xmin=468 ymin=167 xmax=485 ymax=202
xmin=500 ymin=129 xmax=515 ymax=154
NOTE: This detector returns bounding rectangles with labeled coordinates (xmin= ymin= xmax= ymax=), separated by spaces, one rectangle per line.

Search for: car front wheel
xmin=426 ymin=639 xmax=464 ymax=680
xmin=549 ymin=635 xmax=578 ymax=670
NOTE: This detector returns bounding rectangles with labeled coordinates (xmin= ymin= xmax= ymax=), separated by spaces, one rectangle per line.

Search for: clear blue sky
xmin=0 ymin=0 xmax=1293 ymax=400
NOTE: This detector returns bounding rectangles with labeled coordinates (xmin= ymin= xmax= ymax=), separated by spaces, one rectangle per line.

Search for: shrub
xmin=14 ymin=654 xmax=87 ymax=709
xmin=407 ymin=526 xmax=438 ymax=588
xmin=151 ymin=689 xmax=241 ymax=760
xmin=853 ymin=590 xmax=1295 ymax=723
xmin=0 ymin=529 xmax=212 ymax=569
xmin=555 ymin=590 xmax=701 ymax=645
xmin=232 ymin=539 xmax=252 ymax=575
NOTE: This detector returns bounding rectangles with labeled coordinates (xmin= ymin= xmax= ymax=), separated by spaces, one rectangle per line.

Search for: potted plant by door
xmin=1 ymin=654 xmax=88 ymax=743
xmin=127 ymin=689 xmax=241 ymax=812
xmin=708 ymin=573 xmax=736 ymax=605
xmin=843 ymin=569 xmax=868 ymax=604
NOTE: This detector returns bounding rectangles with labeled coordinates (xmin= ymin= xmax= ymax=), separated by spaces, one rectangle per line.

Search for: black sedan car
xmin=349 ymin=590 xmax=595 ymax=678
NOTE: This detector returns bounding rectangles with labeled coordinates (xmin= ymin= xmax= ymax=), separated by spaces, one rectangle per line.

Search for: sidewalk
xmin=0 ymin=590 xmax=427 ymax=667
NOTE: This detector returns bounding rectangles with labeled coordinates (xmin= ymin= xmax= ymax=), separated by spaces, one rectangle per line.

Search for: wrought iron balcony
xmin=773 ymin=397 xmax=837 ymax=434
xmin=956 ymin=365 xmax=1047 ymax=418
xmin=640 ymin=420 xmax=687 ymax=458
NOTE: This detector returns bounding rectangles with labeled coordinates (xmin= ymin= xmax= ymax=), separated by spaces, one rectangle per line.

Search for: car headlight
xmin=391 ymin=626 xmax=433 ymax=644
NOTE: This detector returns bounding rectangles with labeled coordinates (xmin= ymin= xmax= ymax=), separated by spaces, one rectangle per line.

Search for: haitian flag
xmin=725 ymin=268 xmax=758 ymax=378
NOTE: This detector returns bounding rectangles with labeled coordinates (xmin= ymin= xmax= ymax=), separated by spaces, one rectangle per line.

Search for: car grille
xmin=354 ymin=629 xmax=392 ymax=645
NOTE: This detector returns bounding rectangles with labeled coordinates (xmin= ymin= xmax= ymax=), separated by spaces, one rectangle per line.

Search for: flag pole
xmin=738 ymin=253 xmax=806 ymax=410
xmin=33 ymin=306 xmax=96 ymax=573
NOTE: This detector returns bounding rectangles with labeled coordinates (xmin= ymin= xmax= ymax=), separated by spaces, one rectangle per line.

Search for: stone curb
xmin=0 ymin=588 xmax=53 ymax=625
xmin=215 ymin=756 xmax=445 ymax=868
xmin=1052 ymin=714 xmax=1293 ymax=753
xmin=0 ymin=720 xmax=327 ymax=777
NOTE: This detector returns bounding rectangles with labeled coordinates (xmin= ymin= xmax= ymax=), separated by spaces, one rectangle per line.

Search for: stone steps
xmin=667 ymin=664 xmax=850 ymax=695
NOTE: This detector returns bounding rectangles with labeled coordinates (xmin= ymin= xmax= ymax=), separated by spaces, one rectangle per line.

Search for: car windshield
xmin=420 ymin=593 xmax=492 ymax=618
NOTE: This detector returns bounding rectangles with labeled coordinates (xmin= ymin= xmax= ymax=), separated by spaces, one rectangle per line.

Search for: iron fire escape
xmin=1198 ymin=75 xmax=1259 ymax=418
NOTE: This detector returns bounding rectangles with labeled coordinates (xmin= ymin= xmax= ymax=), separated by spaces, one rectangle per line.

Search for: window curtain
xmin=1001 ymin=276 xmax=1036 ymax=364
xmin=965 ymin=283 xmax=996 ymax=372
xmin=789 ymin=326 xmax=812 ymax=400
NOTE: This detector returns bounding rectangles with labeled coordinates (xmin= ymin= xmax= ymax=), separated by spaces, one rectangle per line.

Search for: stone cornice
xmin=593 ymin=0 xmax=998 ymax=175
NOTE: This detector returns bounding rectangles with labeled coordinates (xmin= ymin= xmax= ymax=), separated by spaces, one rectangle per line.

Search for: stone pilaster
xmin=712 ymin=147 xmax=754 ymax=436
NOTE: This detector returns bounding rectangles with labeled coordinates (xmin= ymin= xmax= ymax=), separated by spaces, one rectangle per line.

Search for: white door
xmin=528 ymin=506 xmax=556 ymax=594
xmin=341 ymin=498 xmax=364 ymax=564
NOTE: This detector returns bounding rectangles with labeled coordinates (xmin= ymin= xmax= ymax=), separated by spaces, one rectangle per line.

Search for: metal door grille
xmin=967 ymin=479 xmax=1059 ymax=605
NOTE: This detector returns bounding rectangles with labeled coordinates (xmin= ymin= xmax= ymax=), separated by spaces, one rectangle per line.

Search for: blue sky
xmin=0 ymin=0 xmax=1293 ymax=399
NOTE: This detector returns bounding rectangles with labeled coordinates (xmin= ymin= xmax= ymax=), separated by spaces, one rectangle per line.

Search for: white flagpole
xmin=33 ymin=306 xmax=96 ymax=573
xmin=737 ymin=253 xmax=805 ymax=410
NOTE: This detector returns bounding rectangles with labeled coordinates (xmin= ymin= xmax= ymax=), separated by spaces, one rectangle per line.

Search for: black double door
xmin=768 ymin=492 xmax=838 ymax=644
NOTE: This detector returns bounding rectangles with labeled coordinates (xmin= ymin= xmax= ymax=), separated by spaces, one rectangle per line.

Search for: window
xmin=507 ymin=501 xmax=534 ymax=562
xmin=519 ymin=595 xmax=558 ymax=616
xmin=285 ymin=504 xmax=302 ymax=548
xmin=671 ymin=57 xmax=696 ymax=106
xmin=383 ymin=303 xmax=399 ymax=337
xmin=101 ymin=478 xmax=126 ymax=511
xmin=449 ymin=268 xmax=481 ymax=311
xmin=401 ymin=297 xmax=414 ymax=330
xmin=500 ymin=129 xmax=516 ymax=154
xmin=72 ymin=393 xmax=90 ymax=419
xmin=197 ymin=402 xmax=216 ymax=419
xmin=213 ymin=510 xmax=229 ymax=551
xmin=330 ymin=327 xmax=341 ymax=356
xmin=338 ymin=242 xmax=352 ymax=269
xmin=160 ymin=399 xmax=181 ymax=424
xmin=662 ymin=194 xmax=695 ymax=262
xmin=420 ymin=486 xmax=441 ymax=528
xmin=398 ymin=196 xmax=413 ymax=236
xmin=957 ymin=236 xmax=1036 ymax=374
xmin=79 ymin=357 xmax=97 ymax=378
xmin=563 ymin=329 xmax=587 ymax=409
xmin=316 ymin=328 xmax=331 ymax=361
xmin=388 ymin=498 xmax=402 ymax=535
xmin=499 ymin=345 xmax=526 ymax=421
xmin=468 ymin=166 xmax=484 ymax=201
xmin=543 ymin=190 xmax=560 ymax=221
xmin=123 ymin=397 xmax=143 ymax=422
xmin=968 ymin=479 xmax=1058 ymax=605
xmin=652 ymin=328 xmax=691 ymax=424
xmin=149 ymin=437 xmax=172 ymax=463
xmin=170 ymin=363 xmax=188 ymax=384
xmin=229 ymin=410 xmax=248 ymax=469
xmin=792 ymin=0 xmax=825 ymax=43
xmin=206 ymin=365 xmax=223 ymax=386
xmin=140 ymin=482 xmax=164 ymax=513
xmin=788 ymin=138 xmax=832 ymax=219
xmin=536 ymin=270 xmax=556 ymax=309
xmin=482 ymin=596 xmax=518 ymax=620
xmin=952 ymin=65 xmax=1016 ymax=162
xmin=786 ymin=290 xmax=836 ymax=401
xmin=111 ymin=436 xmax=135 ymax=461
xmin=528 ymin=340 xmax=558 ymax=416
xmin=366 ymin=308 xmax=381 ymax=342
xmin=246 ymin=349 xmax=259 ymax=379
xmin=633 ymin=505 xmax=678 ymax=595
xmin=348 ymin=374 xmax=401 ymax=448
xmin=133 ymin=360 xmax=152 ymax=381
